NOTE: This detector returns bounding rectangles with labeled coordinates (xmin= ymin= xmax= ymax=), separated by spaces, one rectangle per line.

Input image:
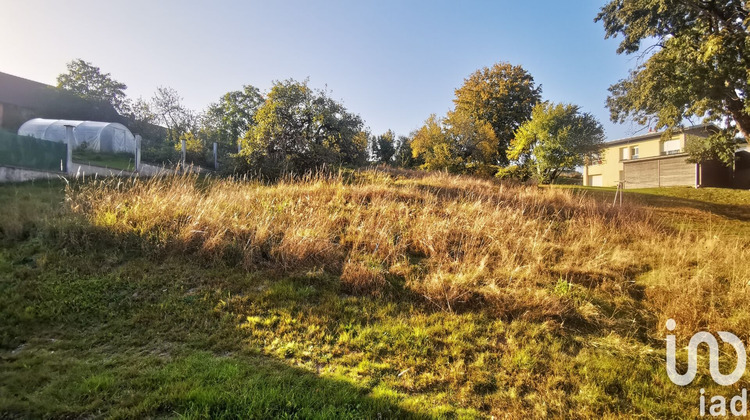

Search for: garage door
xmin=660 ymin=156 xmax=695 ymax=186
xmin=623 ymin=160 xmax=659 ymax=188
xmin=588 ymin=175 xmax=602 ymax=187
xmin=622 ymin=156 xmax=697 ymax=188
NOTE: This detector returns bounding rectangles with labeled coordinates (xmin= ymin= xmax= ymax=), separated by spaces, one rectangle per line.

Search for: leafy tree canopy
xmin=205 ymin=86 xmax=264 ymax=149
xmin=369 ymin=130 xmax=397 ymax=164
xmin=57 ymin=59 xmax=129 ymax=114
xmin=596 ymin=0 xmax=750 ymax=138
xmin=509 ymin=102 xmax=604 ymax=184
xmin=393 ymin=134 xmax=420 ymax=168
xmin=411 ymin=115 xmax=456 ymax=172
xmin=240 ymin=79 xmax=366 ymax=177
xmin=411 ymin=111 xmax=499 ymax=175
xmin=151 ymin=87 xmax=197 ymax=144
xmin=453 ymin=61 xmax=542 ymax=165
xmin=685 ymin=131 xmax=740 ymax=166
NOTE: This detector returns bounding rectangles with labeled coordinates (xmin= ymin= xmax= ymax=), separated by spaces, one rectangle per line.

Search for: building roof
xmin=0 ymin=71 xmax=56 ymax=109
xmin=0 ymin=71 xmax=124 ymax=132
xmin=603 ymin=124 xmax=720 ymax=147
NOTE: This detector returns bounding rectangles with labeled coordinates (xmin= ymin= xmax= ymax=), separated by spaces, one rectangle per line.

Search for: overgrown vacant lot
xmin=1 ymin=170 xmax=750 ymax=418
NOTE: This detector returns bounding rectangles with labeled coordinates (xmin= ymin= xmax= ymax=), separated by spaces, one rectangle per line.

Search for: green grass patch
xmin=2 ymin=173 xmax=749 ymax=418
xmin=73 ymin=149 xmax=135 ymax=171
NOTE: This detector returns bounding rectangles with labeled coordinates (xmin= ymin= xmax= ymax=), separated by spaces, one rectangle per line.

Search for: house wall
xmin=584 ymin=126 xmax=716 ymax=188
xmin=584 ymin=133 xmax=684 ymax=187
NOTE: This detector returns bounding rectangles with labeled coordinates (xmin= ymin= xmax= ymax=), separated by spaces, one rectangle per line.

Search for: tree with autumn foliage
xmin=453 ymin=62 xmax=542 ymax=165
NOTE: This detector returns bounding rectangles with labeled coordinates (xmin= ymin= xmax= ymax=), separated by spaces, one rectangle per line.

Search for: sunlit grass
xmin=1 ymin=169 xmax=749 ymax=418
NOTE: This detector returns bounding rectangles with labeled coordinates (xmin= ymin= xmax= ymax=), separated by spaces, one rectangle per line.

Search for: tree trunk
xmin=725 ymin=96 xmax=750 ymax=137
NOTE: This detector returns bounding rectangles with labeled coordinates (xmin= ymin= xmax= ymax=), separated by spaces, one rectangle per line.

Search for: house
xmin=0 ymin=71 xmax=121 ymax=133
xmin=582 ymin=124 xmax=733 ymax=189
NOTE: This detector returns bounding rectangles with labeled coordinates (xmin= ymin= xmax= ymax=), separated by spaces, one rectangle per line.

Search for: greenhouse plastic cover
xmin=17 ymin=118 xmax=136 ymax=154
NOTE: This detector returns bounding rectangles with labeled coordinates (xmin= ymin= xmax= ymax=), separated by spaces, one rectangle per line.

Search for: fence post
xmin=135 ymin=135 xmax=142 ymax=172
xmin=213 ymin=142 xmax=218 ymax=170
xmin=64 ymin=125 xmax=74 ymax=175
xmin=181 ymin=139 xmax=187 ymax=167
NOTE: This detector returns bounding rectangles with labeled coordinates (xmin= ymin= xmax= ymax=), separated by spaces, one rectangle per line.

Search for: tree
xmin=369 ymin=130 xmax=396 ymax=164
xmin=685 ymin=131 xmax=739 ymax=166
xmin=204 ymin=86 xmax=264 ymax=151
xmin=410 ymin=112 xmax=500 ymax=174
xmin=444 ymin=109 xmax=499 ymax=175
xmin=123 ymin=97 xmax=164 ymax=139
xmin=176 ymin=131 xmax=208 ymax=165
xmin=151 ymin=87 xmax=196 ymax=145
xmin=410 ymin=115 xmax=457 ymax=171
xmin=239 ymin=79 xmax=366 ymax=177
xmin=596 ymin=0 xmax=750 ymax=139
xmin=57 ymin=59 xmax=129 ymax=113
xmin=393 ymin=134 xmax=419 ymax=168
xmin=453 ymin=62 xmax=542 ymax=165
xmin=509 ymin=102 xmax=604 ymax=184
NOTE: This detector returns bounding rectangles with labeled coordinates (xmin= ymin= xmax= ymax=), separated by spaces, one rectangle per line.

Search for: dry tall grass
xmin=67 ymin=169 xmax=750 ymax=338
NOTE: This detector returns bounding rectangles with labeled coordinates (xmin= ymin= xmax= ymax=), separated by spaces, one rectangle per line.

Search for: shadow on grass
xmin=625 ymin=191 xmax=750 ymax=223
xmin=561 ymin=185 xmax=750 ymax=223
xmin=2 ymin=179 xmax=689 ymax=418
xmin=1 ymin=347 xmax=423 ymax=419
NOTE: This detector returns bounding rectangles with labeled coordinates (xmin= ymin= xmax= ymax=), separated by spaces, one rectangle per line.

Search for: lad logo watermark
xmin=666 ymin=319 xmax=748 ymax=416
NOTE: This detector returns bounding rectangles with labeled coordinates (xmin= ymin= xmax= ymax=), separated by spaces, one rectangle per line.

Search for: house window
xmin=620 ymin=147 xmax=630 ymax=161
xmin=662 ymin=139 xmax=681 ymax=155
xmin=631 ymin=146 xmax=639 ymax=159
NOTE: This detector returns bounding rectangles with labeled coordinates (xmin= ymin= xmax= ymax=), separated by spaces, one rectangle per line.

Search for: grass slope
xmin=1 ymin=170 xmax=749 ymax=418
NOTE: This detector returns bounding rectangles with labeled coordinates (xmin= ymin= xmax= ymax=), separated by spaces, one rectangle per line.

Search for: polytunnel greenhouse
xmin=18 ymin=118 xmax=136 ymax=154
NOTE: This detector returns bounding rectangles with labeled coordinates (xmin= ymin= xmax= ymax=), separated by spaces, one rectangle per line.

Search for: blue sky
xmin=1 ymin=0 xmax=646 ymax=141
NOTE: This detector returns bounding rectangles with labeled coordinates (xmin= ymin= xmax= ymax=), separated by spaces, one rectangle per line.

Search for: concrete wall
xmin=0 ymin=166 xmax=64 ymax=183
xmin=1 ymin=162 xmax=209 ymax=183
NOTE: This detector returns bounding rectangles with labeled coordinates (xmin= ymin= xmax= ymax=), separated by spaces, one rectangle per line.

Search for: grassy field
xmin=72 ymin=149 xmax=135 ymax=172
xmin=1 ymin=170 xmax=750 ymax=418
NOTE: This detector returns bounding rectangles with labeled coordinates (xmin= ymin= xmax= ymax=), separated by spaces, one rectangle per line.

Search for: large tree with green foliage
xmin=393 ymin=134 xmax=420 ymax=168
xmin=509 ymin=102 xmax=604 ymax=184
xmin=239 ymin=79 xmax=366 ymax=177
xmin=368 ymin=130 xmax=397 ymax=164
xmin=453 ymin=62 xmax=542 ymax=165
xmin=685 ymin=130 xmax=739 ymax=166
xmin=204 ymin=86 xmax=264 ymax=151
xmin=596 ymin=0 xmax=750 ymax=158
xmin=57 ymin=59 xmax=129 ymax=114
